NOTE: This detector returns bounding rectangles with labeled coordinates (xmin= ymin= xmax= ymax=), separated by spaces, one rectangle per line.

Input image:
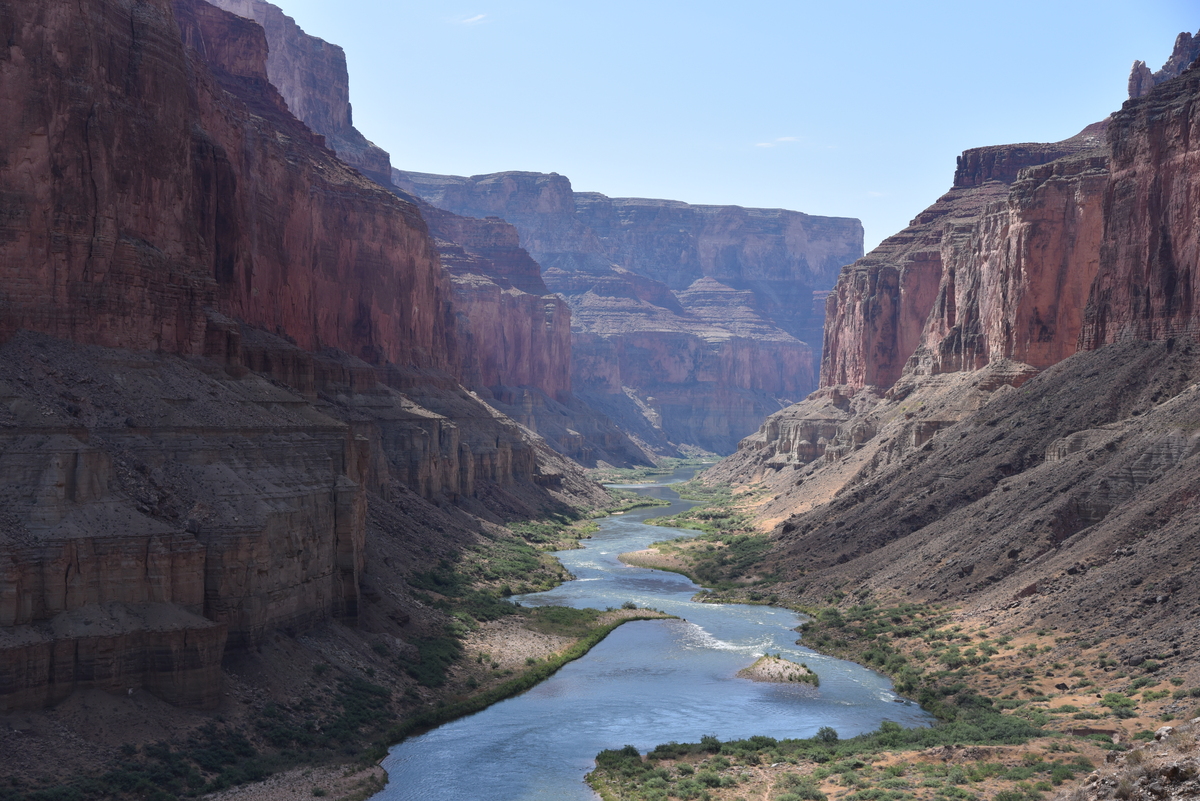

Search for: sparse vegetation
xmin=587 ymin=724 xmax=1092 ymax=801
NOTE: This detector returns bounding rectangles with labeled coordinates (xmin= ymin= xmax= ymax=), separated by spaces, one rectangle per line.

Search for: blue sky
xmin=270 ymin=1 xmax=1195 ymax=250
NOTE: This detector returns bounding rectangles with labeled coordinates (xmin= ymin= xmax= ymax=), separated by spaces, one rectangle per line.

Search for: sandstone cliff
xmin=206 ymin=0 xmax=649 ymax=466
xmin=0 ymin=0 xmax=455 ymax=370
xmin=394 ymin=169 xmax=863 ymax=454
xmin=821 ymin=130 xmax=1107 ymax=391
xmin=0 ymin=0 xmax=609 ymax=718
xmin=711 ymin=34 xmax=1200 ymax=690
xmin=1081 ymin=55 xmax=1200 ymax=348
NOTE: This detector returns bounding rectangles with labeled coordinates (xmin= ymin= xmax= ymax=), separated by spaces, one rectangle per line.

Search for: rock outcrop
xmin=0 ymin=0 xmax=609 ymax=715
xmin=394 ymin=169 xmax=863 ymax=454
xmin=1081 ymin=55 xmax=1200 ymax=348
xmin=821 ymin=128 xmax=1108 ymax=391
xmin=1128 ymin=30 xmax=1200 ymax=99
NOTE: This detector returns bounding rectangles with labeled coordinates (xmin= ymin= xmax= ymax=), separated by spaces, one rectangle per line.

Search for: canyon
xmin=208 ymin=0 xmax=866 ymax=459
xmin=0 ymin=0 xmax=616 ymax=741
xmin=2 ymin=0 xmax=1199 ymax=798
xmin=715 ymin=33 xmax=1200 ymax=673
xmin=393 ymin=170 xmax=863 ymax=455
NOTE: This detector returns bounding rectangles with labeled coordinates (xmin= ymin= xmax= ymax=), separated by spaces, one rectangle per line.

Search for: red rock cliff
xmin=909 ymin=148 xmax=1110 ymax=376
xmin=1081 ymin=57 xmax=1200 ymax=348
xmin=0 ymin=0 xmax=456 ymax=372
xmin=206 ymin=0 xmax=392 ymax=181
xmin=394 ymin=169 xmax=860 ymax=454
xmin=821 ymin=133 xmax=1106 ymax=391
xmin=0 ymin=0 xmax=604 ymax=716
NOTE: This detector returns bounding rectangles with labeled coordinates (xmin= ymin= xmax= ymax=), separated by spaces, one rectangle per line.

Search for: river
xmin=375 ymin=467 xmax=931 ymax=800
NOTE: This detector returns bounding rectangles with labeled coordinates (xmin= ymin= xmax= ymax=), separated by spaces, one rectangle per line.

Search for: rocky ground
xmin=204 ymin=766 xmax=387 ymax=801
xmin=1058 ymin=718 xmax=1200 ymax=800
xmin=735 ymin=654 xmax=817 ymax=685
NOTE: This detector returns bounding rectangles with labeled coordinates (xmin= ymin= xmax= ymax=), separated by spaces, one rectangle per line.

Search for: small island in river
xmin=737 ymin=654 xmax=819 ymax=686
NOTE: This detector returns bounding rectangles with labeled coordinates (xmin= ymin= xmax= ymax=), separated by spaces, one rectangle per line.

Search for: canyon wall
xmin=0 ymin=0 xmax=455 ymax=370
xmin=712 ymin=37 xmax=1200 ymax=666
xmin=821 ymin=36 xmax=1200 ymax=398
xmin=394 ymin=169 xmax=863 ymax=454
xmin=1081 ymin=57 xmax=1200 ymax=348
xmin=908 ymin=149 xmax=1110 ymax=376
xmin=0 ymin=0 xmax=607 ymax=714
xmin=204 ymin=0 xmax=392 ymax=181
xmin=207 ymin=0 xmax=648 ymax=465
xmin=821 ymin=131 xmax=1107 ymax=392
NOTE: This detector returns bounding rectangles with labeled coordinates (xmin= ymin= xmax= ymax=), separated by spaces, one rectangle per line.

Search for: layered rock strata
xmin=0 ymin=0 xmax=607 ymax=715
xmin=394 ymin=169 xmax=863 ymax=454
xmin=821 ymin=127 xmax=1108 ymax=391
xmin=0 ymin=0 xmax=454 ymax=370
xmin=208 ymin=0 xmax=648 ymax=465
xmin=1081 ymin=56 xmax=1200 ymax=347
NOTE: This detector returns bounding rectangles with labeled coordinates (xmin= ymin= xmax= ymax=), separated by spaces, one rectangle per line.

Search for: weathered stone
xmin=395 ymin=169 xmax=862 ymax=453
xmin=1081 ymin=55 xmax=1200 ymax=348
xmin=822 ymin=127 xmax=1107 ymax=392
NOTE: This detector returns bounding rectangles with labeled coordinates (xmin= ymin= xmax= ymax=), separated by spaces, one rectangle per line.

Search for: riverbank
xmin=592 ymin=478 xmax=1200 ymax=800
xmin=585 ymin=580 xmax=1200 ymax=800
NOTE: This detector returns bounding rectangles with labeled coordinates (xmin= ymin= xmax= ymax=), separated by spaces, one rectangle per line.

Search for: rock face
xmin=821 ymin=129 xmax=1107 ymax=391
xmin=909 ymin=149 xmax=1110 ymax=376
xmin=0 ymin=0 xmax=454 ymax=370
xmin=206 ymin=0 xmax=392 ymax=181
xmin=821 ymin=42 xmax=1200 ymax=398
xmin=0 ymin=0 xmax=609 ymax=714
xmin=394 ymin=169 xmax=863 ymax=454
xmin=1081 ymin=57 xmax=1200 ymax=348
xmin=1128 ymin=30 xmax=1200 ymax=99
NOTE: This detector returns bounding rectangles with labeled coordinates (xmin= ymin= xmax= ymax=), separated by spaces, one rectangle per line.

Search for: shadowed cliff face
xmin=394 ymin=169 xmax=863 ymax=454
xmin=1081 ymin=58 xmax=1200 ymax=348
xmin=0 ymin=0 xmax=455 ymax=370
xmin=0 ymin=0 xmax=611 ymax=716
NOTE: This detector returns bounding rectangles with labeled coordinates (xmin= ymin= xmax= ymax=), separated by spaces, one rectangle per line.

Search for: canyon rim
xmin=1 ymin=2 xmax=1199 ymax=801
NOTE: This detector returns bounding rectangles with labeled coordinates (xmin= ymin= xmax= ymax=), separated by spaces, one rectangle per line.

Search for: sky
xmin=270 ymin=1 xmax=1196 ymax=251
